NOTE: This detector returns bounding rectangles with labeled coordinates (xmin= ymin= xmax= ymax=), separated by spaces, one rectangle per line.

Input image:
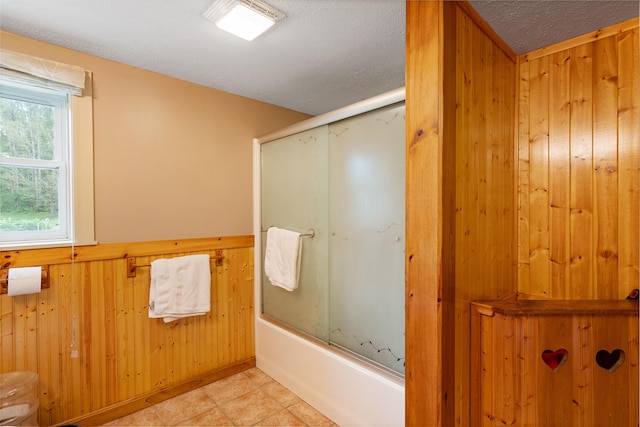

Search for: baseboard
xmin=57 ymin=357 xmax=256 ymax=427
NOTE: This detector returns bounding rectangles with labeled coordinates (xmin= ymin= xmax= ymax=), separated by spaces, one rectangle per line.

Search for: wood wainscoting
xmin=0 ymin=236 xmax=255 ymax=426
xmin=471 ymin=299 xmax=639 ymax=426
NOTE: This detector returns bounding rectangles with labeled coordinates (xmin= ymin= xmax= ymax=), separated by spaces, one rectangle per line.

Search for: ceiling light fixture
xmin=203 ymin=0 xmax=285 ymax=41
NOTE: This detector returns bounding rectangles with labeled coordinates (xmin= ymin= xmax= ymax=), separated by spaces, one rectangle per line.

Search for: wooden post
xmin=406 ymin=1 xmax=457 ymax=425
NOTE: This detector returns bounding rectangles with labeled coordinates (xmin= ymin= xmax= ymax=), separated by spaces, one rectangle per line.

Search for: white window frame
xmin=0 ymin=79 xmax=72 ymax=246
xmin=0 ymin=51 xmax=95 ymax=250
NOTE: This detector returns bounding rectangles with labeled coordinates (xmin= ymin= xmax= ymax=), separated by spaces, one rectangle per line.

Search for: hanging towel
xmin=264 ymin=227 xmax=302 ymax=292
xmin=148 ymin=254 xmax=211 ymax=323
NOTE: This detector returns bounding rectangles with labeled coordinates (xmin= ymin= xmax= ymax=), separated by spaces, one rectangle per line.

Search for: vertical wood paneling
xmin=517 ymin=61 xmax=531 ymax=295
xmin=406 ymin=2 xmax=517 ymax=425
xmin=130 ymin=259 xmax=143 ymax=391
xmin=103 ymin=260 xmax=117 ymax=406
xmin=618 ymin=28 xmax=640 ymax=293
xmin=591 ymin=315 xmax=630 ymax=424
xmin=452 ymin=4 xmax=517 ymax=426
xmin=0 ymin=293 xmax=13 ymax=372
xmin=47 ymin=266 xmax=61 ymax=423
xmin=528 ymin=56 xmax=550 ymax=297
xmin=548 ymin=51 xmax=571 ymax=299
xmin=454 ymin=15 xmax=472 ymax=423
xmin=455 ymin=11 xmax=478 ymax=419
xmin=479 ymin=315 xmax=495 ymax=426
xmin=472 ymin=15 xmax=486 ymax=289
xmin=216 ymin=255 xmax=231 ymax=368
xmin=501 ymin=44 xmax=516 ymax=286
xmin=592 ymin=37 xmax=619 ymax=298
xmin=537 ymin=316 xmax=573 ymax=425
xmin=519 ymin=316 xmax=537 ymax=426
xmin=574 ymin=314 xmax=594 ymax=425
xmin=456 ymin=15 xmax=473 ymax=420
xmin=25 ymin=295 xmax=38 ymax=374
xmin=0 ymin=237 xmax=254 ymax=425
xmin=569 ymin=43 xmax=595 ymax=299
xmin=36 ymin=286 xmax=52 ymax=426
xmin=517 ymin=29 xmax=639 ymax=299
xmin=473 ymin=301 xmax=638 ymax=426
xmin=57 ymin=263 xmax=73 ymax=420
xmin=406 ymin=1 xmax=449 ymax=425
xmin=88 ymin=261 xmax=102 ymax=411
xmin=12 ymin=296 xmax=26 ymax=369
xmin=628 ymin=313 xmax=640 ymax=426
xmin=115 ymin=260 xmax=132 ymax=400
xmin=498 ymin=315 xmax=516 ymax=425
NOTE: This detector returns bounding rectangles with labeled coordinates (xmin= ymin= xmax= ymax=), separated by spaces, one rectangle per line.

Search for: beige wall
xmin=1 ymin=31 xmax=310 ymax=243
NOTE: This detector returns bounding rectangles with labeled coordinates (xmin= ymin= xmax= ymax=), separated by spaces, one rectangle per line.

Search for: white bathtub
xmin=255 ymin=317 xmax=405 ymax=426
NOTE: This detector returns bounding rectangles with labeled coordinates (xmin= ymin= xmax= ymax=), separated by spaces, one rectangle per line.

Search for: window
xmin=0 ymin=50 xmax=95 ymax=249
xmin=1 ymin=79 xmax=72 ymax=245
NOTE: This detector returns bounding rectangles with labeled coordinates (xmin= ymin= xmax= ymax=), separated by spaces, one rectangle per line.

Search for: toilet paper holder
xmin=0 ymin=266 xmax=50 ymax=294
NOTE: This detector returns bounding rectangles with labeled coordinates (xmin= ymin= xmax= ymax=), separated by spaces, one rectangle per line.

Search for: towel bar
xmin=127 ymin=251 xmax=224 ymax=278
xmin=261 ymin=228 xmax=315 ymax=238
xmin=0 ymin=266 xmax=50 ymax=294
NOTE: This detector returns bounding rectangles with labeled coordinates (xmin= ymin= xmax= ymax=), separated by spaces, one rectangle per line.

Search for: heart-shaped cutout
xmin=596 ymin=349 xmax=625 ymax=372
xmin=541 ymin=349 xmax=569 ymax=372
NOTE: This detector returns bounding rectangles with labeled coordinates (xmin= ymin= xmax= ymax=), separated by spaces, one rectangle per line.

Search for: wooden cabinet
xmin=471 ymin=299 xmax=638 ymax=426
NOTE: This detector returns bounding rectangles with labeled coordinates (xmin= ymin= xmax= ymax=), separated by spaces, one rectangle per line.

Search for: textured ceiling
xmin=0 ymin=1 xmax=638 ymax=115
xmin=470 ymin=1 xmax=640 ymax=55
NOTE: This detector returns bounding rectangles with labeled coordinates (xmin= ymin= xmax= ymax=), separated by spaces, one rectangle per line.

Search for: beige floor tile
xmin=101 ymin=406 xmax=163 ymax=426
xmin=244 ymin=367 xmax=272 ymax=386
xmin=288 ymin=401 xmax=335 ymax=426
xmin=99 ymin=368 xmax=340 ymax=427
xmin=218 ymin=388 xmax=282 ymax=426
xmin=154 ymin=388 xmax=216 ymax=425
xmin=260 ymin=379 xmax=301 ymax=407
xmin=174 ymin=406 xmax=234 ymax=426
xmin=201 ymin=372 xmax=258 ymax=404
xmin=253 ymin=408 xmax=307 ymax=426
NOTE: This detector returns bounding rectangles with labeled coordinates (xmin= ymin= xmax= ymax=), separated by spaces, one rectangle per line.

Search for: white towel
xmin=148 ymin=254 xmax=211 ymax=323
xmin=264 ymin=227 xmax=302 ymax=292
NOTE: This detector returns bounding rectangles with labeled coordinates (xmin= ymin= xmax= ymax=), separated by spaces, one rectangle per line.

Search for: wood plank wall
xmin=452 ymin=4 xmax=517 ymax=427
xmin=406 ymin=1 xmax=450 ymax=425
xmin=517 ymin=21 xmax=639 ymax=299
xmin=406 ymin=2 xmax=517 ymax=425
xmin=0 ymin=236 xmax=255 ymax=426
xmin=408 ymin=2 xmax=638 ymax=425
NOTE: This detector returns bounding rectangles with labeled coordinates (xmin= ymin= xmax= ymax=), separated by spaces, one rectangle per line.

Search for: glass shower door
xmin=328 ymin=104 xmax=405 ymax=374
xmin=260 ymin=125 xmax=330 ymax=341
xmin=260 ymin=103 xmax=405 ymax=374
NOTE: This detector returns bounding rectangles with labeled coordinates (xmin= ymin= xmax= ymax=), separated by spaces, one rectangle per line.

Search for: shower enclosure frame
xmin=253 ymin=88 xmax=405 ymax=427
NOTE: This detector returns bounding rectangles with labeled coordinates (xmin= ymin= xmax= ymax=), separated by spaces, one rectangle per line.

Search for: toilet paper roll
xmin=8 ymin=266 xmax=42 ymax=296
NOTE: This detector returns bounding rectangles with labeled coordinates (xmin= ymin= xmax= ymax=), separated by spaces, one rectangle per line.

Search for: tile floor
xmin=101 ymin=368 xmax=338 ymax=426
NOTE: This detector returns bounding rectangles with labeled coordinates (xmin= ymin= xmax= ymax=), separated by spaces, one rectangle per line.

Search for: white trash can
xmin=0 ymin=371 xmax=39 ymax=426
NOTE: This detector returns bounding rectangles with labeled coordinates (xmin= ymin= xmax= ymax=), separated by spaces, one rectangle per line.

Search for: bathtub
xmin=253 ymin=195 xmax=405 ymax=426
xmin=255 ymin=315 xmax=405 ymax=427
